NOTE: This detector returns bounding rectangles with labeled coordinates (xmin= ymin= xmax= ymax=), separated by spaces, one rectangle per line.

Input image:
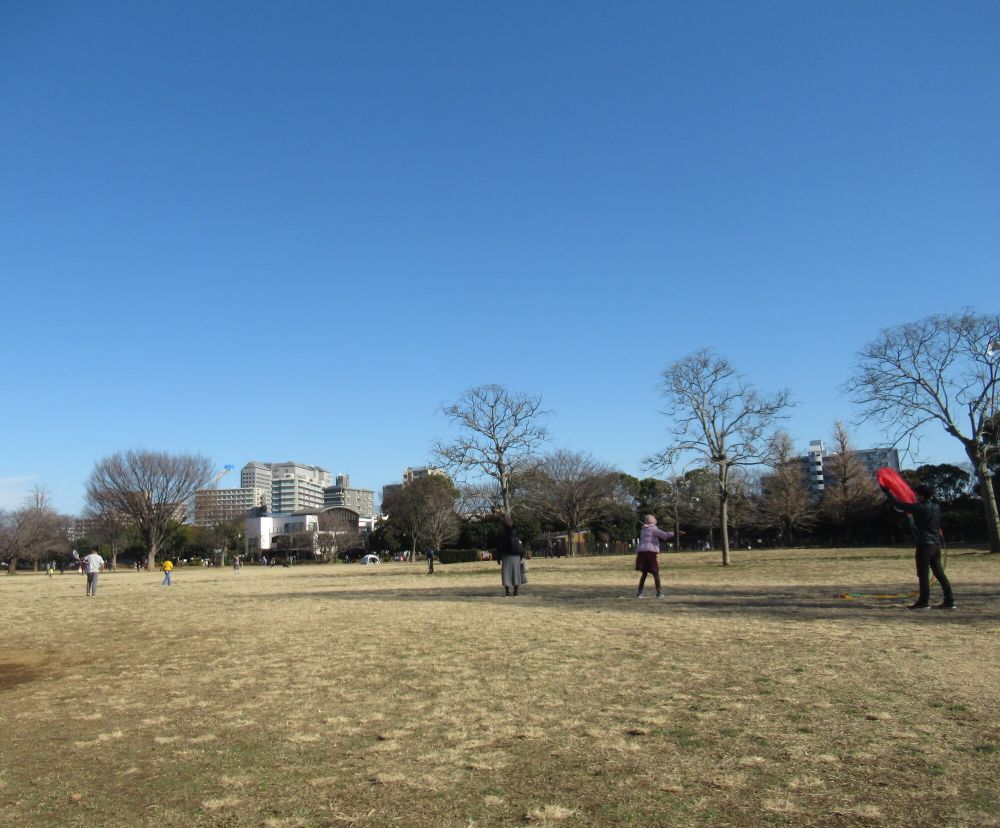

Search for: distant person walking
xmin=882 ymin=483 xmax=956 ymax=610
xmin=497 ymin=516 xmax=525 ymax=597
xmin=82 ymin=547 xmax=105 ymax=597
xmin=635 ymin=515 xmax=675 ymax=599
xmin=426 ymin=547 xmax=435 ymax=575
xmin=161 ymin=558 xmax=174 ymax=586
xmin=233 ymin=555 xmax=242 ymax=574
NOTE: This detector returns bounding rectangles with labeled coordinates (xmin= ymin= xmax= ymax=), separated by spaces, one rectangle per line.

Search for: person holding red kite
xmin=879 ymin=471 xmax=956 ymax=611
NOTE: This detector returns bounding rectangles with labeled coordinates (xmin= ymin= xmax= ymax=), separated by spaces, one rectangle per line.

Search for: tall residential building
xmin=789 ymin=440 xmax=900 ymax=497
xmin=194 ymin=487 xmax=270 ymax=525
xmin=241 ymin=462 xmax=273 ymax=506
xmin=240 ymin=461 xmax=331 ymax=513
xmin=323 ymin=474 xmax=375 ymax=520
xmin=269 ymin=462 xmax=332 ymax=513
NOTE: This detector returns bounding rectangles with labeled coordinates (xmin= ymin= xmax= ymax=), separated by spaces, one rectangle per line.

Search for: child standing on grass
xmin=635 ymin=515 xmax=675 ymax=599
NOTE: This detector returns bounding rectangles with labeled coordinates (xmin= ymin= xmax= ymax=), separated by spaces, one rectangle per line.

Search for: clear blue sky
xmin=2 ymin=1 xmax=997 ymax=513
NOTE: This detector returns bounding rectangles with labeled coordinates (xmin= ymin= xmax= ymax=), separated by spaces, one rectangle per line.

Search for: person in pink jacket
xmin=635 ymin=515 xmax=675 ymax=598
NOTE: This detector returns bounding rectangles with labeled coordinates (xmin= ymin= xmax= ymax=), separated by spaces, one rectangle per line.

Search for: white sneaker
xmin=636 ymin=592 xmax=646 ymax=599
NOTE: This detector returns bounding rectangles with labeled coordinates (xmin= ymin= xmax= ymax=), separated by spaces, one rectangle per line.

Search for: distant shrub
xmin=437 ymin=548 xmax=482 ymax=564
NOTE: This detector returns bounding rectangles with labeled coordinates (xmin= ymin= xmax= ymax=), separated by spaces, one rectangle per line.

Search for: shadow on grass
xmin=243 ymin=580 xmax=1000 ymax=625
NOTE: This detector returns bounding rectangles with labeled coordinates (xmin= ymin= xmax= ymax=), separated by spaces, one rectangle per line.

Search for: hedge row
xmin=437 ymin=548 xmax=483 ymax=564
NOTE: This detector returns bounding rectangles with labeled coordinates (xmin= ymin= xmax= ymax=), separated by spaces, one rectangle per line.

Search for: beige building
xmin=194 ymin=487 xmax=269 ymax=525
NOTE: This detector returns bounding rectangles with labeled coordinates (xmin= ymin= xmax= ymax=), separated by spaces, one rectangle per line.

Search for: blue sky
xmin=1 ymin=1 xmax=997 ymax=513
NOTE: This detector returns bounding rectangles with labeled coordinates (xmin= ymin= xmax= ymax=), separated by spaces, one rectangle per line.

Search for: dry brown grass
xmin=1 ymin=547 xmax=998 ymax=827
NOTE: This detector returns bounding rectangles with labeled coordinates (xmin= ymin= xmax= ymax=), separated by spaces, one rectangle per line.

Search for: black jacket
xmin=888 ymin=495 xmax=941 ymax=547
xmin=497 ymin=527 xmax=524 ymax=559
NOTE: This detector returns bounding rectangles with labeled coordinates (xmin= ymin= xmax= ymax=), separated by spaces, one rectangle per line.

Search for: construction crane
xmin=208 ymin=464 xmax=237 ymax=488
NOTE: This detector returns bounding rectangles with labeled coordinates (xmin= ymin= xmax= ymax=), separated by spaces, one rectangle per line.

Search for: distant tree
xmin=0 ymin=487 xmax=71 ymax=574
xmin=848 ymin=310 xmax=1000 ymax=552
xmin=81 ymin=493 xmax=134 ymax=570
xmin=757 ymin=432 xmax=816 ymax=547
xmin=649 ymin=350 xmax=791 ymax=565
xmin=433 ymin=384 xmax=550 ymax=519
xmin=210 ymin=519 xmax=245 ymax=566
xmin=819 ymin=422 xmax=881 ymax=544
xmin=681 ymin=468 xmax=722 ymax=549
xmin=85 ymin=449 xmax=215 ymax=569
xmin=520 ymin=450 xmax=619 ymax=556
xmin=314 ymin=532 xmax=338 ymax=562
xmin=318 ymin=509 xmax=364 ymax=556
xmin=381 ymin=475 xmax=459 ymax=560
xmin=456 ymin=482 xmax=504 ymax=518
xmin=419 ymin=477 xmax=460 ymax=552
xmin=913 ymin=464 xmax=973 ymax=505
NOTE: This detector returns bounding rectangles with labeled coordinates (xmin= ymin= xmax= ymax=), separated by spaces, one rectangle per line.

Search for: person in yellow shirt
xmin=161 ymin=558 xmax=174 ymax=586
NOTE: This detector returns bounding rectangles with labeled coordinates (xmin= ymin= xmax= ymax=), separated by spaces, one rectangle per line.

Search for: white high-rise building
xmin=268 ymin=462 xmax=332 ymax=513
xmin=789 ymin=441 xmax=900 ymax=497
xmin=241 ymin=462 xmax=273 ymax=508
xmin=240 ymin=461 xmax=331 ymax=513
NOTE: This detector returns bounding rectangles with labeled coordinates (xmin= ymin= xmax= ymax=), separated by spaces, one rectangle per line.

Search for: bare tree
xmin=433 ymin=384 xmax=549 ymax=519
xmin=0 ymin=487 xmax=70 ymax=574
xmin=420 ymin=478 xmax=460 ymax=553
xmin=381 ymin=475 xmax=458 ymax=560
xmin=649 ymin=350 xmax=791 ymax=565
xmin=456 ymin=482 xmax=504 ymax=518
xmin=848 ymin=311 xmax=1000 ymax=552
xmin=521 ymin=450 xmax=619 ymax=556
xmin=521 ymin=449 xmax=619 ymax=556
xmin=757 ymin=432 xmax=816 ymax=547
xmin=317 ymin=509 xmax=364 ymax=558
xmin=81 ymin=491 xmax=133 ymax=571
xmin=819 ymin=422 xmax=881 ymax=543
xmin=85 ymin=449 xmax=215 ymax=570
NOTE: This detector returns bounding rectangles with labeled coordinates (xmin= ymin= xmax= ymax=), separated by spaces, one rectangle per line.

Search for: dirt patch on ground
xmin=0 ymin=649 xmax=50 ymax=690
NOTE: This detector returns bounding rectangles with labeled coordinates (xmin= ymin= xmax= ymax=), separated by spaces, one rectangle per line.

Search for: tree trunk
xmin=33 ymin=560 xmax=39 ymax=572
xmin=719 ymin=464 xmax=731 ymax=566
xmin=146 ymin=541 xmax=157 ymax=571
xmin=720 ymin=495 xmax=731 ymax=566
xmin=6 ymin=556 xmax=18 ymax=575
xmin=975 ymin=465 xmax=1000 ymax=553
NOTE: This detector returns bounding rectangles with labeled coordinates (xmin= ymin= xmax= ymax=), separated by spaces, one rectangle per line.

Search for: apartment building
xmin=241 ymin=461 xmax=331 ymax=513
xmin=791 ymin=440 xmax=900 ymax=497
xmin=194 ymin=487 xmax=270 ymax=525
xmin=323 ymin=474 xmax=375 ymax=521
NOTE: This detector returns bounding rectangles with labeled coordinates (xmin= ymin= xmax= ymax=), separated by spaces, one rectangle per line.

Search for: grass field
xmin=1 ymin=548 xmax=998 ymax=827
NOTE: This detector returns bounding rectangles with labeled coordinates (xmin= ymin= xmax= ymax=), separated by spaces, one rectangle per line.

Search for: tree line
xmin=3 ymin=310 xmax=997 ymax=572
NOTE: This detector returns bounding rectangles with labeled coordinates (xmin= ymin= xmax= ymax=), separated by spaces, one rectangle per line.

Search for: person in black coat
xmin=883 ymin=483 xmax=956 ymax=610
xmin=497 ymin=516 xmax=525 ymax=597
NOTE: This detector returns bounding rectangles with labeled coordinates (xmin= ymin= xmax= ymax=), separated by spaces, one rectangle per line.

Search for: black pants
xmin=915 ymin=545 xmax=953 ymax=604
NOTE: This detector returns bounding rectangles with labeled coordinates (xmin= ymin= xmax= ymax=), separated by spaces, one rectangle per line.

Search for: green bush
xmin=437 ymin=548 xmax=483 ymax=564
